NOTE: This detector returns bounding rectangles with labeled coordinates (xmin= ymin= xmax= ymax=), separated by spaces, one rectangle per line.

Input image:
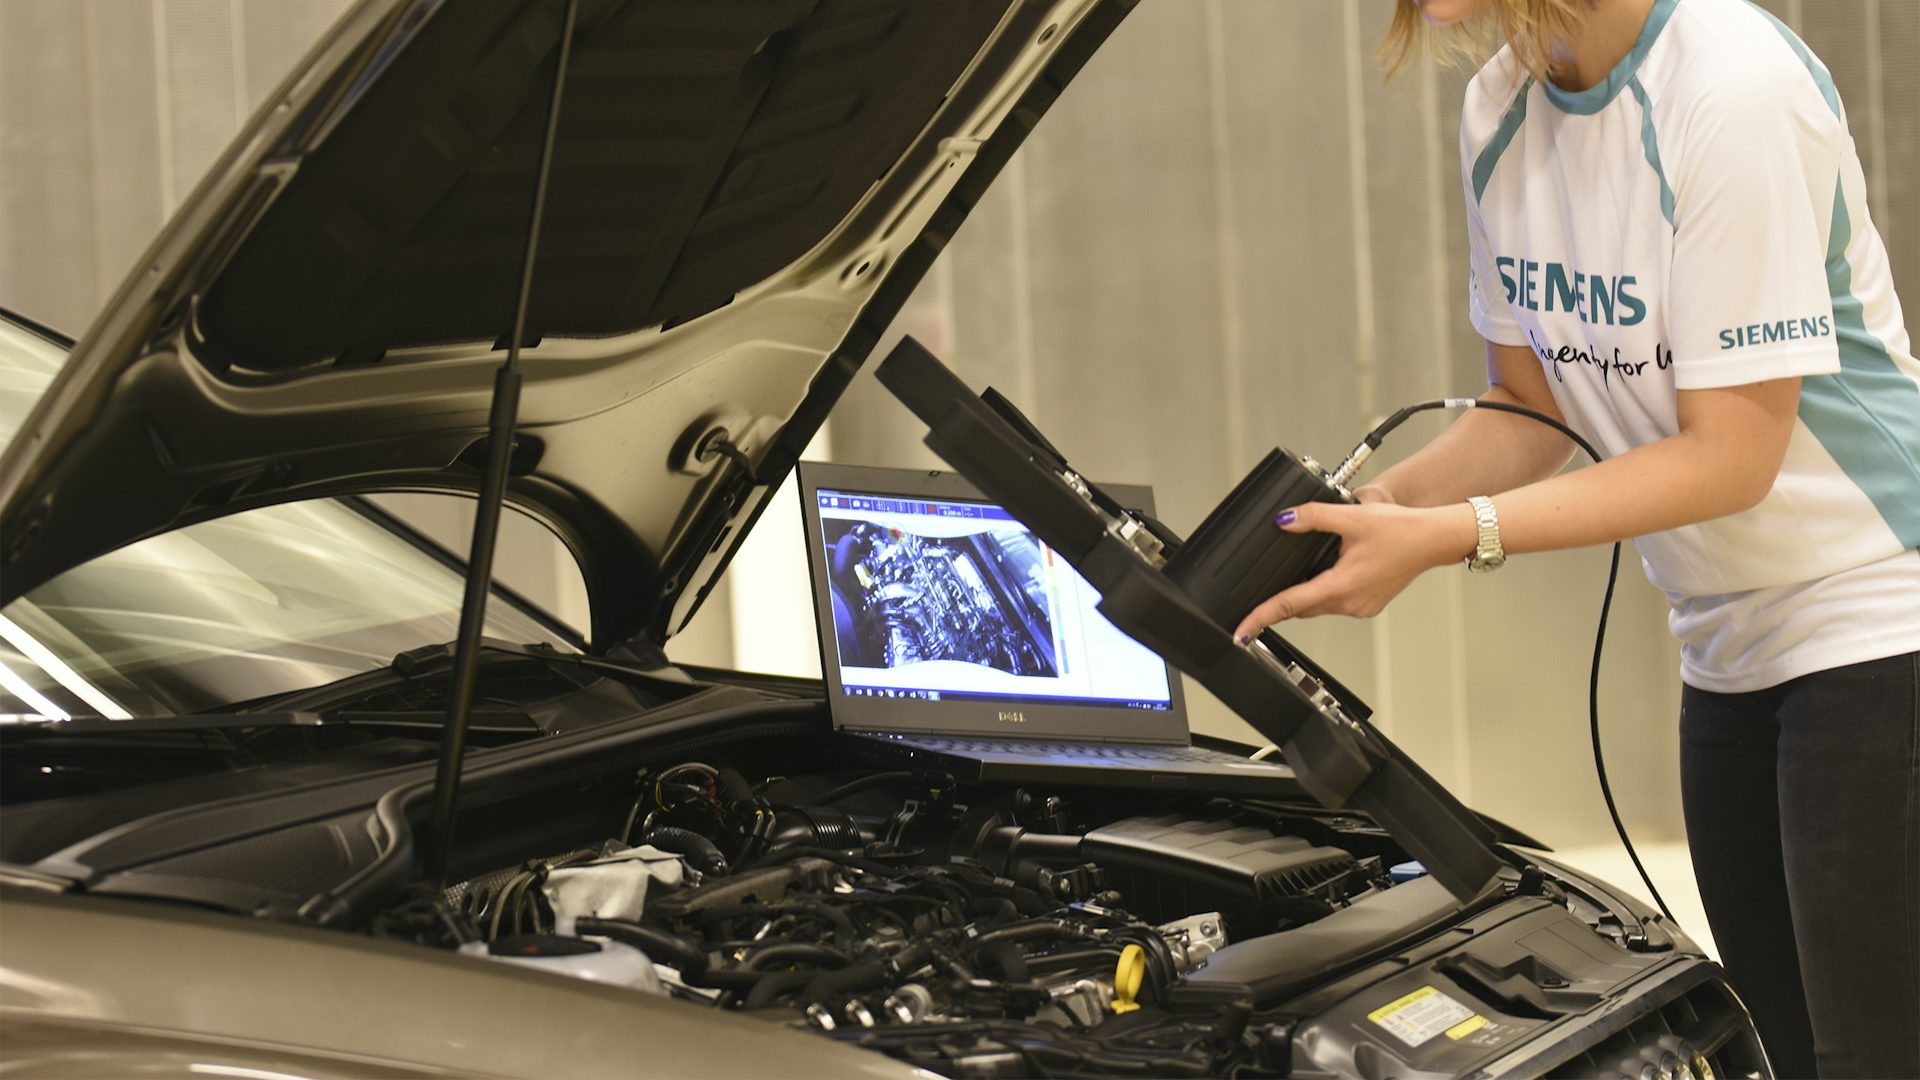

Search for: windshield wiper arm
xmin=205 ymin=637 xmax=697 ymax=720
xmin=392 ymin=638 xmax=694 ymax=690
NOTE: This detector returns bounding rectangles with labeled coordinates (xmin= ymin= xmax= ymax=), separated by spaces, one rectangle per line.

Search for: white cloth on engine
xmin=540 ymin=844 xmax=688 ymax=922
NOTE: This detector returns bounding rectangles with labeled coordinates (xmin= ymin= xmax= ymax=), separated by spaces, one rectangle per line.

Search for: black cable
xmin=1344 ymin=397 xmax=1673 ymax=922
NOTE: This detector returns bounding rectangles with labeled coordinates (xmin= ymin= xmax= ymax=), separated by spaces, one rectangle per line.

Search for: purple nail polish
xmin=1275 ymin=509 xmax=1297 ymax=527
xmin=1234 ymin=633 xmax=1250 ymax=646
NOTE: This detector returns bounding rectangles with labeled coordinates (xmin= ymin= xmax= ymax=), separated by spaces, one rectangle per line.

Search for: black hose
xmin=966 ymin=896 xmax=1020 ymax=925
xmin=740 ymin=943 xmax=849 ymax=972
xmin=975 ymin=918 xmax=1088 ymax=946
xmin=976 ymin=942 xmax=1030 ymax=983
xmin=688 ymin=900 xmax=857 ymax=948
xmin=743 ymin=845 xmax=902 ymax=876
xmin=1101 ymin=927 xmax=1173 ymax=1005
xmin=574 ymin=917 xmax=708 ymax=973
xmin=800 ymin=959 xmax=888 ymax=1002
xmin=767 ymin=806 xmax=865 ymax=850
xmin=796 ymin=902 xmax=858 ymax=949
xmin=642 ymin=826 xmax=729 ymax=876
xmin=744 ymin=969 xmax=818 ymax=1008
xmin=889 ymin=940 xmax=937 ymax=977
xmin=715 ymin=765 xmax=757 ymax=803
xmin=1022 ymin=947 xmax=1123 ymax=975
xmin=933 ymin=947 xmax=977 ymax=982
xmin=680 ymin=968 xmax=761 ymax=990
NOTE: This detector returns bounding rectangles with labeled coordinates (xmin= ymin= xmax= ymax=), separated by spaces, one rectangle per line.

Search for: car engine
xmin=420 ymin=761 xmax=1391 ymax=1077
xmin=824 ymin=521 xmax=1059 ymax=677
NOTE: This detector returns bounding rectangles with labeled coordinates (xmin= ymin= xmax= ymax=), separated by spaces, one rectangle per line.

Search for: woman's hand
xmin=1232 ymin=500 xmax=1477 ymax=640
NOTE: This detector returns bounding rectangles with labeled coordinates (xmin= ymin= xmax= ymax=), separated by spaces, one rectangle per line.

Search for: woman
xmin=1232 ymin=0 xmax=1920 ymax=1074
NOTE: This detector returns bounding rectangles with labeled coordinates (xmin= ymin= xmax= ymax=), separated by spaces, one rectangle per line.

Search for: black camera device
xmin=1163 ymin=449 xmax=1350 ymax=631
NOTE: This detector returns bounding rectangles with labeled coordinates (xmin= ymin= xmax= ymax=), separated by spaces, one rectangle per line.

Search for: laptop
xmin=798 ymin=462 xmax=1302 ymax=796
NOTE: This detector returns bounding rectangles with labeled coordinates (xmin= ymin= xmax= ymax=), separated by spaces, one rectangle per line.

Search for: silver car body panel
xmin=0 ymin=886 xmax=921 ymax=1079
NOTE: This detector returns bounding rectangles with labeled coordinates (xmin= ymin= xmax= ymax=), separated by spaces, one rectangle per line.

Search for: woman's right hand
xmin=1230 ymin=500 xmax=1478 ymax=639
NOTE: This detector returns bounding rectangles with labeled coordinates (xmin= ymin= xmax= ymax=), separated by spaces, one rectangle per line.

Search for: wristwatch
xmin=1464 ymin=495 xmax=1506 ymax=573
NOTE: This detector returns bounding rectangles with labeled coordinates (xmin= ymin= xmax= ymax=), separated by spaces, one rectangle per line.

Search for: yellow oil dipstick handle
xmin=1111 ymin=943 xmax=1146 ymax=1014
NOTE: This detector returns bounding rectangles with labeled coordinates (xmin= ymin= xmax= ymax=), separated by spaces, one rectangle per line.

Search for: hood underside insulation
xmin=201 ymin=0 xmax=1011 ymax=374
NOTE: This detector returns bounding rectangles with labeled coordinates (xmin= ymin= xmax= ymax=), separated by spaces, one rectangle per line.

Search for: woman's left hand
xmin=1232 ymin=501 xmax=1477 ymax=640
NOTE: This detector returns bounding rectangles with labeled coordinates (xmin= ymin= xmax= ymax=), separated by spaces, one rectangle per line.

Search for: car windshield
xmin=0 ymin=315 xmax=566 ymax=718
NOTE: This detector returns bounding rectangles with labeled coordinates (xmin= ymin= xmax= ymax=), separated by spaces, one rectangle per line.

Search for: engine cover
xmin=1083 ymin=814 xmax=1354 ymax=923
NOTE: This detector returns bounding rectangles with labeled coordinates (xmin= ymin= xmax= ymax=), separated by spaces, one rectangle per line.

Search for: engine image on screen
xmin=822 ymin=519 xmax=1058 ymax=678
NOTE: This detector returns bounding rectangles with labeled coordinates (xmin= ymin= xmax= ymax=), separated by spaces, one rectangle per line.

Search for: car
xmin=0 ymin=1 xmax=1770 ymax=1077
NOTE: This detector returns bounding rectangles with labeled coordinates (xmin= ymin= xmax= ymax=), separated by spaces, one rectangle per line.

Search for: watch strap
xmin=1465 ymin=495 xmax=1505 ymax=572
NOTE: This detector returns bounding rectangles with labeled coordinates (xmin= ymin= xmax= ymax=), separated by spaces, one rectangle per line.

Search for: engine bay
xmin=405 ymin=758 xmax=1413 ymax=1077
xmin=3 ymin=698 xmax=1756 ymax=1080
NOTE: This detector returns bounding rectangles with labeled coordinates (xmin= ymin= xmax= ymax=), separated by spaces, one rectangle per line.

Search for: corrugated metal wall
xmin=1 ymin=0 xmax=1914 ymax=847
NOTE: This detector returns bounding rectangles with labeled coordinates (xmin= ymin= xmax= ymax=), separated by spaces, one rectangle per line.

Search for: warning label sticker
xmin=1366 ymin=985 xmax=1482 ymax=1048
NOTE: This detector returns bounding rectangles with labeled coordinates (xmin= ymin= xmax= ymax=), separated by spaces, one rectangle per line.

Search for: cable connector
xmin=1327 ymin=398 xmax=1486 ymax=489
xmin=1326 ymin=442 xmax=1374 ymax=489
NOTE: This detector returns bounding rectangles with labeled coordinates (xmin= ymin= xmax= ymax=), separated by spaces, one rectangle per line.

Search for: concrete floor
xmin=1526 ymin=840 xmax=1717 ymax=961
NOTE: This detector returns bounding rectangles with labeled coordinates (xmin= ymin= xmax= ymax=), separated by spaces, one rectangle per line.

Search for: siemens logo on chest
xmin=1719 ymin=316 xmax=1833 ymax=350
xmin=1497 ymin=258 xmax=1647 ymax=326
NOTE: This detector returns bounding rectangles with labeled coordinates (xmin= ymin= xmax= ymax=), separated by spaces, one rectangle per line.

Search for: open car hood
xmin=0 ymin=0 xmax=1132 ymax=649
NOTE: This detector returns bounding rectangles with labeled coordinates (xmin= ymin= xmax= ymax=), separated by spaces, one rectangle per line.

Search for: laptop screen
xmin=815 ymin=488 xmax=1173 ymax=709
xmin=800 ymin=463 xmax=1188 ymax=742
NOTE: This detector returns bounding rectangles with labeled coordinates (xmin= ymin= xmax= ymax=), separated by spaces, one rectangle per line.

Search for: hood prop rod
xmin=424 ymin=0 xmax=580 ymax=888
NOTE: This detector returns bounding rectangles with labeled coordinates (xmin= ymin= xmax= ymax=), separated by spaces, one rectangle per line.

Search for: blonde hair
xmin=1380 ymin=0 xmax=1593 ymax=83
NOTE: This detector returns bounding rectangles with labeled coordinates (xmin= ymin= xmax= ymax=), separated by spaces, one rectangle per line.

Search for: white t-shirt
xmin=1460 ymin=0 xmax=1920 ymax=692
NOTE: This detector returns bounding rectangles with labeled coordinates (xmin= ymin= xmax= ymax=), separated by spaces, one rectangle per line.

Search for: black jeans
xmin=1681 ymin=651 xmax=1920 ymax=1079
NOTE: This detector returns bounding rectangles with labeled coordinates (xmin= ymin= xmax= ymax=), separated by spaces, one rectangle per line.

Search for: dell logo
xmin=997 ymin=711 xmax=1026 ymax=723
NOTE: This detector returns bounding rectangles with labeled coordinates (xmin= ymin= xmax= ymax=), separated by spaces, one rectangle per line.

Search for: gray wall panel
xmin=1877 ymin=1 xmax=1919 ymax=308
xmin=1 ymin=2 xmax=103 ymax=334
xmin=158 ymin=0 xmax=241 ymax=208
xmin=240 ymin=0 xmax=345 ymax=111
xmin=947 ymin=166 xmax=1038 ymax=409
xmin=1017 ymin=2 xmax=1229 ymax=534
xmin=81 ymin=2 xmax=166 ymax=312
xmin=1208 ymin=1 xmax=1381 ymax=700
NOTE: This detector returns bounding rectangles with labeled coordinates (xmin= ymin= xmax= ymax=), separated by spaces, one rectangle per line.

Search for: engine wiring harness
xmin=396 ymin=762 xmax=1392 ymax=1077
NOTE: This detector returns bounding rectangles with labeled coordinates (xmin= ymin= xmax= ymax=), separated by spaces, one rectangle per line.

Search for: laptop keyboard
xmin=905 ymin=736 xmax=1275 ymax=765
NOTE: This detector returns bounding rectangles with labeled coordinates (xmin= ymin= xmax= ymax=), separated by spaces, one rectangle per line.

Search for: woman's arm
xmin=1232 ymin=374 xmax=1802 ymax=636
xmin=1358 ymin=342 xmax=1577 ymax=507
